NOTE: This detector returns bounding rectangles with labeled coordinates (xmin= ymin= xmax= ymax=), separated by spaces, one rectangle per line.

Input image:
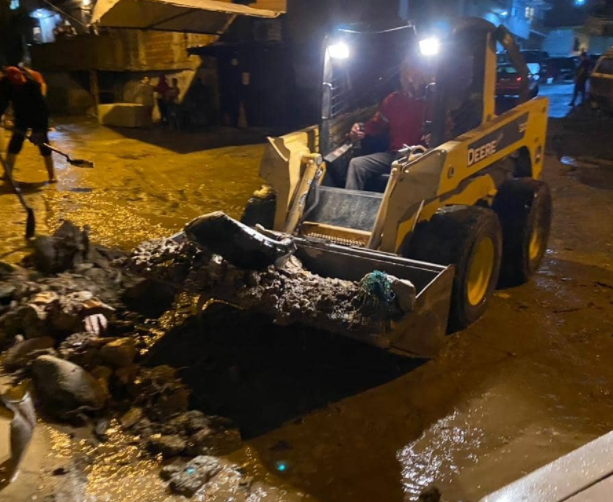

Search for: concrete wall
xmin=544 ymin=28 xmax=613 ymax=56
xmin=44 ymin=72 xmax=94 ymax=115
xmin=31 ymin=30 xmax=216 ymax=72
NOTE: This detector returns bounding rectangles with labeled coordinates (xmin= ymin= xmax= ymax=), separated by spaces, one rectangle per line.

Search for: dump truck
xmin=239 ymin=18 xmax=551 ymax=357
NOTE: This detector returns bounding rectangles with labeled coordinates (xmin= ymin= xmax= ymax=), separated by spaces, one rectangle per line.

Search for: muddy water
xmin=0 ymin=121 xmax=265 ymax=259
xmin=2 ymin=113 xmax=613 ymax=502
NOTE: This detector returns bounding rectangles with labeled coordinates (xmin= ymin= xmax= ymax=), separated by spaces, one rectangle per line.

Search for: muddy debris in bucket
xmin=130 ymin=213 xmax=414 ymax=338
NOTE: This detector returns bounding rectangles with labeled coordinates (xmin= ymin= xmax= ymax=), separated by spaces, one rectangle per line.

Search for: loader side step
xmin=305 ymin=187 xmax=383 ymax=232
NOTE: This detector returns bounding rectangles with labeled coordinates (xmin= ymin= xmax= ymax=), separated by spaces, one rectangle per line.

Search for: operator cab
xmin=305 ymin=20 xmax=491 ymax=235
xmin=319 ymin=20 xmax=490 ymax=193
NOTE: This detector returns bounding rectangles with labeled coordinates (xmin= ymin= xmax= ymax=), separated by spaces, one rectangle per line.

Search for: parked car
xmin=496 ymin=63 xmax=539 ymax=98
xmin=546 ymin=57 xmax=577 ymax=81
xmin=496 ymin=50 xmax=549 ymax=78
xmin=589 ymin=49 xmax=613 ymax=112
xmin=521 ymin=50 xmax=549 ymax=78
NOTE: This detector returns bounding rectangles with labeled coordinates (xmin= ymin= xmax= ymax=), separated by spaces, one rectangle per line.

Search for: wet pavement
xmin=1 ymin=83 xmax=613 ymax=502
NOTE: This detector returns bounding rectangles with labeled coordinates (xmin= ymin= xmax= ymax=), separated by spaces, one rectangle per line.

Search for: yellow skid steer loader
xmin=241 ymin=18 xmax=551 ymax=357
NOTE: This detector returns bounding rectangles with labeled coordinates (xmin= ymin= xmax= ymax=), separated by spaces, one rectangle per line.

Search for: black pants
xmin=8 ymin=127 xmax=51 ymax=157
xmin=571 ymin=79 xmax=587 ymax=105
xmin=345 ymin=151 xmax=399 ymax=191
xmin=157 ymin=99 xmax=168 ymax=124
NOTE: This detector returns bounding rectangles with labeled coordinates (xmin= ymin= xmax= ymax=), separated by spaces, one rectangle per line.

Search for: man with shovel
xmin=0 ymin=65 xmax=56 ymax=183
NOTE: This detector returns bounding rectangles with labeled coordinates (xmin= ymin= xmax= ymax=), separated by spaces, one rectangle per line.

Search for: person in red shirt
xmin=345 ymin=62 xmax=427 ymax=191
xmin=0 ymin=65 xmax=56 ymax=183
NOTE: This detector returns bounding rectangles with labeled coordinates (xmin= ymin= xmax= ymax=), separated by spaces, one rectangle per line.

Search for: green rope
xmin=358 ymin=270 xmax=396 ymax=317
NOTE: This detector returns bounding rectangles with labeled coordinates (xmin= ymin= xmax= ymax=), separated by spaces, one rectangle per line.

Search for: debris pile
xmin=131 ymin=212 xmax=415 ymax=336
xmin=0 ymin=220 xmax=245 ymax=497
xmin=0 ymin=212 xmax=417 ymax=498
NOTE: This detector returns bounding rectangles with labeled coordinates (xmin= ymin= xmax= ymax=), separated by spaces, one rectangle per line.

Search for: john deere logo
xmin=467 ymin=113 xmax=529 ymax=167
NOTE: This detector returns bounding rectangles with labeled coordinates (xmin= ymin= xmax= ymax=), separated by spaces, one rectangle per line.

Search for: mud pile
xmin=130 ymin=212 xmax=414 ymax=336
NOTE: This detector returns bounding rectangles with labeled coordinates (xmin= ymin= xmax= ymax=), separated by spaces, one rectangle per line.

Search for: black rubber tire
xmin=404 ymin=206 xmax=503 ymax=332
xmin=240 ymin=185 xmax=277 ymax=229
xmin=493 ymin=178 xmax=552 ymax=286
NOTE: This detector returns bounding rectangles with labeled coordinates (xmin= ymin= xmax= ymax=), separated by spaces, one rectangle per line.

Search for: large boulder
xmin=32 ymin=355 xmax=107 ymax=417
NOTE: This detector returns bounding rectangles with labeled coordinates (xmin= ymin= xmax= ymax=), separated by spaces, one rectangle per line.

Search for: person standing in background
xmin=154 ymin=74 xmax=170 ymax=125
xmin=136 ymin=76 xmax=155 ymax=123
xmin=166 ymin=78 xmax=181 ymax=130
xmin=570 ymin=51 xmax=590 ymax=107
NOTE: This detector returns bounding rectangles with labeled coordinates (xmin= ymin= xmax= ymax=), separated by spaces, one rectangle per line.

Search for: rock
xmin=90 ymin=366 xmax=113 ymax=395
xmin=99 ymin=338 xmax=137 ymax=368
xmin=20 ymin=304 xmax=48 ymax=338
xmin=147 ymin=434 xmax=186 ymax=458
xmin=122 ymin=277 xmax=177 ymax=318
xmin=184 ymin=211 xmax=296 ymax=270
xmin=186 ymin=421 xmax=242 ymax=456
xmin=0 ymin=283 xmax=16 ymax=303
xmin=389 ymin=277 xmax=417 ymax=313
xmin=58 ymin=332 xmax=114 ymax=367
xmin=114 ymin=364 xmax=139 ymax=386
xmin=0 ymin=261 xmax=18 ymax=280
xmin=32 ymin=221 xmax=89 ymax=274
xmin=120 ymin=407 xmax=143 ymax=429
xmin=94 ymin=417 xmax=111 ymax=441
xmin=160 ymin=464 xmax=182 ymax=481
xmin=172 ymin=410 xmax=210 ymax=434
xmin=3 ymin=336 xmax=56 ymax=371
xmin=418 ymin=486 xmax=442 ymax=502
xmin=32 ymin=355 xmax=107 ymax=417
xmin=166 ymin=456 xmax=221 ymax=497
xmin=156 ymin=388 xmax=190 ymax=419
xmin=135 ymin=366 xmax=190 ymax=419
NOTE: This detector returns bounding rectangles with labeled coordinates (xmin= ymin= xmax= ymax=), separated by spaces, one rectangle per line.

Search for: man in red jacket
xmin=0 ymin=65 xmax=55 ymax=182
xmin=345 ymin=62 xmax=427 ymax=191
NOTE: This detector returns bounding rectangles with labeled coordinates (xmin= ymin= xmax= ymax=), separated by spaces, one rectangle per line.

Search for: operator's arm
xmin=349 ymin=94 xmax=393 ymax=141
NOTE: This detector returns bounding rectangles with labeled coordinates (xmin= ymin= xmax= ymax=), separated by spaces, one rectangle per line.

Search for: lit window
xmin=525 ymin=6 xmax=534 ymax=20
xmin=9 ymin=0 xmax=19 ymax=10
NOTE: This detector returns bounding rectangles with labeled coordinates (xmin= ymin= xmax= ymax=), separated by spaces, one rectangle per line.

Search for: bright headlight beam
xmin=419 ymin=37 xmax=440 ymax=57
xmin=328 ymin=42 xmax=350 ymax=60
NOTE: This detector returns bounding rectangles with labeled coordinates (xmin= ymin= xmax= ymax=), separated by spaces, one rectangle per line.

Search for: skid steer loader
xmin=241 ymin=18 xmax=551 ymax=357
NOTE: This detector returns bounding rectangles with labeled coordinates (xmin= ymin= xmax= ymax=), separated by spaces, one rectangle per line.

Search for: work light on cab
xmin=419 ymin=37 xmax=440 ymax=57
xmin=328 ymin=41 xmax=350 ymax=60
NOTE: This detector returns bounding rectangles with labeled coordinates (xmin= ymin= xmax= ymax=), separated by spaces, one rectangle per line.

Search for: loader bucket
xmin=293 ymin=238 xmax=454 ymax=358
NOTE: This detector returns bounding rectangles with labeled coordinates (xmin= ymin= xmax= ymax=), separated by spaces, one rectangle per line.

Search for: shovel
xmin=0 ymin=154 xmax=36 ymax=239
xmin=1 ymin=126 xmax=94 ymax=168
xmin=43 ymin=143 xmax=94 ymax=168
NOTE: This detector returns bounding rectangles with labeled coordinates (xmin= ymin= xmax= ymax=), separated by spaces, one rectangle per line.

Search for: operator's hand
xmin=29 ymin=132 xmax=46 ymax=146
xmin=349 ymin=123 xmax=365 ymax=142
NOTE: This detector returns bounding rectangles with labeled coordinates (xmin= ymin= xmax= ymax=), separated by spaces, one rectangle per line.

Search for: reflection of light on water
xmin=47 ymin=422 xmax=167 ymax=502
xmin=397 ymin=410 xmax=485 ymax=501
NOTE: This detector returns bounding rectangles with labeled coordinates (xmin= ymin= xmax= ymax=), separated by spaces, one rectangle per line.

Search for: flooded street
xmin=2 ymin=83 xmax=613 ymax=502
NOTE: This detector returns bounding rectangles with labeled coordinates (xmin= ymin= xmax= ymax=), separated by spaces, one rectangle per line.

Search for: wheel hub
xmin=467 ymin=236 xmax=495 ymax=306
